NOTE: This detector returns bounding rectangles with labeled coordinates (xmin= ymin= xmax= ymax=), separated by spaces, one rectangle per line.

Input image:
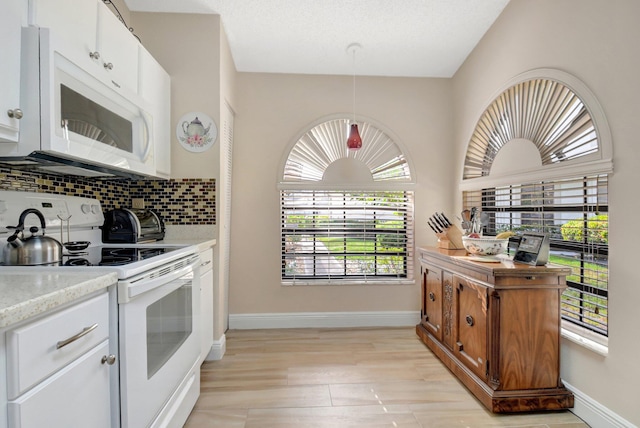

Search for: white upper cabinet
xmin=0 ymin=0 xmax=27 ymax=143
xmin=27 ymin=0 xmax=99 ymax=74
xmin=96 ymin=3 xmax=139 ymax=93
xmin=29 ymin=0 xmax=139 ymax=94
xmin=139 ymin=46 xmax=171 ymax=178
xmin=24 ymin=0 xmax=172 ymax=177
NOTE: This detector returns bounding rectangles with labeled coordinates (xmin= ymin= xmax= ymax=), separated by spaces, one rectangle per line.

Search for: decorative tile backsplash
xmin=130 ymin=179 xmax=216 ymax=225
xmin=0 ymin=167 xmax=216 ymax=225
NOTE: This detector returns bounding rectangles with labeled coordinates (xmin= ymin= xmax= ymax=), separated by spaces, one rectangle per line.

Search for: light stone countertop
xmin=0 ymin=235 xmax=214 ymax=330
xmin=0 ymin=269 xmax=118 ymax=329
xmin=160 ymin=238 xmax=217 ymax=253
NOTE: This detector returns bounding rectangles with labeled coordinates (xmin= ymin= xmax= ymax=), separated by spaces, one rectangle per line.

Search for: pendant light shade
xmin=347 ymin=124 xmax=362 ymax=150
xmin=346 ymin=43 xmax=362 ymax=150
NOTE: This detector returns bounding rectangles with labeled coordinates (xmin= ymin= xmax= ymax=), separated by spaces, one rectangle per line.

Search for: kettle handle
xmin=15 ymin=208 xmax=47 ymax=235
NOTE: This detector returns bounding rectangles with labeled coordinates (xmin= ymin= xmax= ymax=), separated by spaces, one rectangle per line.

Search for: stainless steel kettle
xmin=3 ymin=208 xmax=62 ymax=266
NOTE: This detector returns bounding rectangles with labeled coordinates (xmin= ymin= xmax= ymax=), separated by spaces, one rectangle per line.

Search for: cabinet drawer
xmin=8 ymin=340 xmax=112 ymax=428
xmin=6 ymin=292 xmax=109 ymax=399
xmin=200 ymin=248 xmax=214 ymax=273
xmin=494 ymin=274 xmax=563 ymax=287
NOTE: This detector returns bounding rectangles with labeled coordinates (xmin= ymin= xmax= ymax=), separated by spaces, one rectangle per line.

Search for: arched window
xmin=279 ymin=117 xmax=415 ymax=285
xmin=461 ymin=69 xmax=613 ymax=343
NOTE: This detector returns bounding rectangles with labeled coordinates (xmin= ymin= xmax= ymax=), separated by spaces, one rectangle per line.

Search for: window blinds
xmin=463 ymin=175 xmax=608 ymax=335
xmin=281 ymin=190 xmax=414 ymax=284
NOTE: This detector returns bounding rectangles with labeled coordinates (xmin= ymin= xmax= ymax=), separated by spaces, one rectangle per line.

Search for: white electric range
xmin=0 ymin=190 xmax=201 ymax=428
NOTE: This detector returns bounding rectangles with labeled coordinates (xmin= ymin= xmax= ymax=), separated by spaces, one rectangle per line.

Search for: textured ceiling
xmin=124 ymin=0 xmax=510 ymax=78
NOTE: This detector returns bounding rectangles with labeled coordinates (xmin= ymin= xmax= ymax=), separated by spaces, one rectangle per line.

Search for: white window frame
xmin=460 ymin=69 xmax=613 ymax=351
xmin=279 ymin=116 xmax=416 ymax=286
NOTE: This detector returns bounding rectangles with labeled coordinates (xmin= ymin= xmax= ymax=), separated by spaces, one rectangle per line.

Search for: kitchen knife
xmin=435 ymin=212 xmax=449 ymax=228
xmin=440 ymin=212 xmax=453 ymax=227
xmin=428 ymin=219 xmax=442 ymax=233
xmin=432 ymin=214 xmax=447 ymax=230
xmin=427 ymin=221 xmax=439 ymax=234
xmin=428 ymin=217 xmax=439 ymax=232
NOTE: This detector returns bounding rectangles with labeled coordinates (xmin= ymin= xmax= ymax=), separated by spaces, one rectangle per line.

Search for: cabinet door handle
xmin=428 ymin=292 xmax=435 ymax=301
xmin=104 ymin=62 xmax=114 ymax=70
xmin=101 ymin=354 xmax=117 ymax=365
xmin=201 ymin=260 xmax=212 ymax=267
xmin=56 ymin=323 xmax=98 ymax=349
xmin=89 ymin=51 xmax=101 ymax=60
xmin=7 ymin=108 xmax=23 ymax=119
xmin=465 ymin=315 xmax=474 ymax=327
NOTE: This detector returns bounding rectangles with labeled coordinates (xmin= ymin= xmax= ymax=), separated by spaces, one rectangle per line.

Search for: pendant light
xmin=346 ymin=43 xmax=362 ymax=150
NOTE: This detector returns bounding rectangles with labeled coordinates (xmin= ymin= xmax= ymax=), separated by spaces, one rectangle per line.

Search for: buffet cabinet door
xmin=454 ymin=275 xmax=489 ymax=381
xmin=421 ymin=263 xmax=443 ymax=342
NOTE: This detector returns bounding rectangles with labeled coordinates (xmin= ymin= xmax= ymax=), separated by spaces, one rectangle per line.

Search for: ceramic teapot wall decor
xmin=176 ymin=112 xmax=218 ymax=152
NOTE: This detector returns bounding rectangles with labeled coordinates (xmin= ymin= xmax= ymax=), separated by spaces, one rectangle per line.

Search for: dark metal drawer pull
xmin=56 ymin=323 xmax=98 ymax=349
xmin=428 ymin=292 xmax=435 ymax=301
xmin=465 ymin=315 xmax=474 ymax=326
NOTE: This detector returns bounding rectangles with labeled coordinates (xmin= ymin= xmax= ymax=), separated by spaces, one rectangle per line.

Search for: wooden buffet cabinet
xmin=416 ymin=246 xmax=574 ymax=413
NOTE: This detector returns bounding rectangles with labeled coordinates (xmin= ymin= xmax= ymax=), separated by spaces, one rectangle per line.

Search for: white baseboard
xmin=204 ymin=334 xmax=226 ymax=361
xmin=228 ymin=311 xmax=421 ymax=330
xmin=564 ymin=381 xmax=637 ymax=428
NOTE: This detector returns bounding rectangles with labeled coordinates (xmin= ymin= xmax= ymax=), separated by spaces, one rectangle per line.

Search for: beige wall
xmin=452 ymin=0 xmax=640 ymax=424
xmin=131 ymin=12 xmax=222 ymax=179
xmin=132 ymin=12 xmax=237 ymax=343
xmin=229 ymin=73 xmax=452 ymax=314
xmin=128 ymin=1 xmax=639 ymax=423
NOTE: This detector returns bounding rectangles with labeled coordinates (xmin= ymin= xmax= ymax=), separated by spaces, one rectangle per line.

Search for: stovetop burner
xmin=99 ymin=256 xmax=134 ymax=266
xmin=65 ymin=258 xmax=92 ymax=266
xmin=63 ymin=246 xmax=181 ymax=267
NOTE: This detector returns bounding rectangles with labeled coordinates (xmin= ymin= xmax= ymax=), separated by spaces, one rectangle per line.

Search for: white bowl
xmin=462 ymin=236 xmax=509 ymax=256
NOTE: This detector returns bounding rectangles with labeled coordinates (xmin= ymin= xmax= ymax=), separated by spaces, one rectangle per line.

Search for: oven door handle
xmin=118 ymin=258 xmax=199 ymax=303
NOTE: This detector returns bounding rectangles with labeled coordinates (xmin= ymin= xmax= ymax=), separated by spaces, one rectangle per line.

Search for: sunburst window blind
xmin=280 ymin=118 xmax=415 ymax=285
xmin=281 ymin=190 xmax=414 ymax=284
xmin=283 ymin=119 xmax=411 ymax=183
xmin=463 ymin=78 xmax=598 ymax=180
xmin=463 ymin=174 xmax=609 ymax=335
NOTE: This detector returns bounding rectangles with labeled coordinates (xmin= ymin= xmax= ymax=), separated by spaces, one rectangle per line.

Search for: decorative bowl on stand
xmin=461 ymin=236 xmax=509 ymax=256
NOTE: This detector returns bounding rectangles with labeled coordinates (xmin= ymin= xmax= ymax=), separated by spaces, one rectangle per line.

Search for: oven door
xmin=118 ymin=260 xmax=201 ymax=428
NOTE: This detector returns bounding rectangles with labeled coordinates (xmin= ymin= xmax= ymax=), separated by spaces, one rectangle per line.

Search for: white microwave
xmin=0 ymin=27 xmax=154 ymax=179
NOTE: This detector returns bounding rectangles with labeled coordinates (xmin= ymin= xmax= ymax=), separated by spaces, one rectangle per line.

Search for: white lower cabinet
xmin=200 ymin=247 xmax=214 ymax=363
xmin=2 ymin=291 xmax=117 ymax=428
xmin=8 ymin=341 xmax=112 ymax=428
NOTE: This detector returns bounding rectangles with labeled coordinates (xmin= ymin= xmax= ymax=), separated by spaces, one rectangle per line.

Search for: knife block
xmin=436 ymin=225 xmax=464 ymax=250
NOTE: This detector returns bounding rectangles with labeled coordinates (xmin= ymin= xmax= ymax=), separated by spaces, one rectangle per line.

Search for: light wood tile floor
xmin=184 ymin=327 xmax=589 ymax=428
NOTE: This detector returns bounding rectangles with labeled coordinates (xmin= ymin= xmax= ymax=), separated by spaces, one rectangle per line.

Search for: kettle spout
xmin=7 ymin=233 xmax=24 ymax=249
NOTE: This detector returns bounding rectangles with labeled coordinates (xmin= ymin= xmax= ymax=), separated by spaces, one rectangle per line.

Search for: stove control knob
xmin=81 ymin=204 xmax=91 ymax=214
xmin=91 ymin=204 xmax=101 ymax=214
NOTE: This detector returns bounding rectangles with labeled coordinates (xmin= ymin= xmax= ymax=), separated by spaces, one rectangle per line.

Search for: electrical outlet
xmin=132 ymin=198 xmax=145 ymax=209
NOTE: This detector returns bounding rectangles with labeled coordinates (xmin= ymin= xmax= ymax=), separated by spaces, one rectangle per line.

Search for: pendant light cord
xmin=352 ymin=47 xmax=356 ymax=123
